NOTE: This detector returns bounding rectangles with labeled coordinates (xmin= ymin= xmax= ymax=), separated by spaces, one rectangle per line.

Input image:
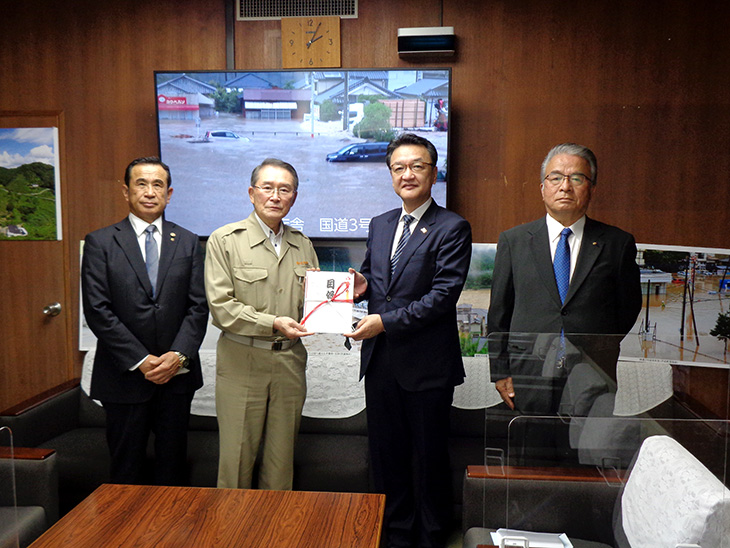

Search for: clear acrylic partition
xmin=478 ymin=332 xmax=730 ymax=548
xmin=0 ymin=425 xmax=20 ymax=548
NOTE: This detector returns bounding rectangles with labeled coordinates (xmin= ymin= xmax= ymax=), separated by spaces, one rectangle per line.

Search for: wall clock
xmin=281 ymin=16 xmax=341 ymax=69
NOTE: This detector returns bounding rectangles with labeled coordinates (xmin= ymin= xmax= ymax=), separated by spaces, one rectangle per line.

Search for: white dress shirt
xmin=127 ymin=213 xmax=163 ymax=369
xmin=128 ymin=212 xmax=163 ymax=261
xmin=391 ymin=198 xmax=432 ymax=259
xmin=254 ymin=213 xmax=284 ymax=257
xmin=545 ymin=214 xmax=586 ymax=281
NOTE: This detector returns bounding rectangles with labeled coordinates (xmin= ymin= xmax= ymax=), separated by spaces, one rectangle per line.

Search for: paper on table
xmin=490 ymin=528 xmax=573 ymax=548
xmin=301 ymin=271 xmax=354 ymax=334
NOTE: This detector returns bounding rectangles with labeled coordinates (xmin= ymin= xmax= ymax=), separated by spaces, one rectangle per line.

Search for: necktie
xmin=391 ymin=214 xmax=414 ymax=275
xmin=553 ymin=227 xmax=572 ymax=368
xmin=145 ymin=225 xmax=159 ymax=297
xmin=554 ymin=228 xmax=572 ymax=304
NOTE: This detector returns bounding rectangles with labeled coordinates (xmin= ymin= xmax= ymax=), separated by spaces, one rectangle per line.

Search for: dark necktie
xmin=145 ymin=225 xmax=159 ymax=297
xmin=391 ymin=214 xmax=414 ymax=275
xmin=553 ymin=227 xmax=572 ymax=367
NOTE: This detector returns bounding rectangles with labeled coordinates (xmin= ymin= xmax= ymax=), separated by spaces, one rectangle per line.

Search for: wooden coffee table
xmin=30 ymin=483 xmax=385 ymax=547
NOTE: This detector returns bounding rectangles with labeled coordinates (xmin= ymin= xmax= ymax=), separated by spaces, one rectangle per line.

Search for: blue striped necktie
xmin=145 ymin=225 xmax=159 ymax=297
xmin=391 ymin=214 xmax=414 ymax=275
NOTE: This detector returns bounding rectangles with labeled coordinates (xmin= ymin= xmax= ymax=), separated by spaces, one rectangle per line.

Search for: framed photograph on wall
xmin=0 ymin=125 xmax=62 ymax=240
xmin=626 ymin=243 xmax=730 ymax=366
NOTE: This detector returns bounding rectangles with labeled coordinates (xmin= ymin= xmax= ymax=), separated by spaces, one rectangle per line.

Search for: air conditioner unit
xmin=398 ymin=27 xmax=456 ymax=56
xmin=237 ymin=0 xmax=358 ymax=20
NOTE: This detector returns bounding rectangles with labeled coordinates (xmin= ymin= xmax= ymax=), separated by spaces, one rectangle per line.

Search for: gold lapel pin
xmin=593 ymin=241 xmax=597 ymax=245
xmin=420 ymin=227 xmax=428 ymax=234
xmin=170 ymin=232 xmax=176 ymax=240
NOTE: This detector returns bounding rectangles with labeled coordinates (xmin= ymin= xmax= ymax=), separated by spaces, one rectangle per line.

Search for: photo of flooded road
xmin=155 ymin=69 xmax=450 ymax=238
xmin=159 ymin=116 xmax=447 ymax=238
xmin=623 ymin=246 xmax=730 ymax=366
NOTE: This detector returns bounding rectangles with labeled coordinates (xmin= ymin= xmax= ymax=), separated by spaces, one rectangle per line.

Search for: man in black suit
xmin=82 ymin=157 xmax=208 ymax=485
xmin=488 ymin=143 xmax=642 ymax=416
xmin=347 ymin=134 xmax=472 ymax=548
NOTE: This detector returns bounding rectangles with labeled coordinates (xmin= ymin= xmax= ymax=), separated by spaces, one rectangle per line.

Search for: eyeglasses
xmin=543 ymin=172 xmax=592 ymax=187
xmin=252 ymin=184 xmax=295 ymax=198
xmin=389 ymin=162 xmax=434 ymax=176
xmin=132 ymin=181 xmax=168 ymax=194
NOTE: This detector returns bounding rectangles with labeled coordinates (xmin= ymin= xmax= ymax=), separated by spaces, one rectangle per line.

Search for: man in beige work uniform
xmin=205 ymin=158 xmax=319 ymax=490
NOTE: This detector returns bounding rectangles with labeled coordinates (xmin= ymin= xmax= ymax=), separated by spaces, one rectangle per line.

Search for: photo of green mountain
xmin=0 ymin=127 xmax=60 ymax=240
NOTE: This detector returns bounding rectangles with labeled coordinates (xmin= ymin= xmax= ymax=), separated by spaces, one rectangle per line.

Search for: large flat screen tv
xmin=154 ymin=68 xmax=451 ymax=238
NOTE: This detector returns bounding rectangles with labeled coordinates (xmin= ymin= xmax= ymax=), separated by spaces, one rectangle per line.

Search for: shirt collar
xmin=253 ymin=212 xmax=283 ymax=239
xmin=128 ymin=212 xmax=163 ymax=237
xmin=546 ymin=213 xmax=585 ymax=243
xmin=401 ymin=197 xmax=432 ymax=223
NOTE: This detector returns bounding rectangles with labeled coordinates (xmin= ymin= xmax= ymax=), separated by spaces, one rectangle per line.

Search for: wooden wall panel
xmin=0 ymin=0 xmax=226 ymax=392
xmin=1 ymin=0 xmax=729 ymax=407
xmin=448 ymin=0 xmax=730 ymax=245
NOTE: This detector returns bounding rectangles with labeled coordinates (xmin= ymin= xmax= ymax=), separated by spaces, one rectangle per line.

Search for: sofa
xmin=0 ymin=443 xmax=59 ymax=548
xmin=461 ymin=434 xmax=730 ymax=547
xmin=462 ymin=463 xmax=621 ymax=546
xmin=0 ymin=380 xmax=497 ymax=519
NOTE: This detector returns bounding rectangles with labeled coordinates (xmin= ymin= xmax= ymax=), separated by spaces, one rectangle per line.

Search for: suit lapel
xmin=156 ymin=220 xmax=180 ymax=296
xmin=389 ymin=202 xmax=436 ymax=287
xmin=564 ymin=217 xmax=603 ymax=305
xmin=528 ymin=219 xmax=564 ymax=309
xmin=378 ymin=210 xmax=399 ymax=282
xmin=113 ymin=218 xmax=154 ymax=298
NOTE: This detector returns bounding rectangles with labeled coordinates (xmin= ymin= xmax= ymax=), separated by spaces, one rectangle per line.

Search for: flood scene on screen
xmin=155 ymin=69 xmax=451 ymax=238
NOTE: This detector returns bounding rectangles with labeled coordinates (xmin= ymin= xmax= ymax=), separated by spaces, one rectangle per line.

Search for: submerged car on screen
xmin=326 ymin=142 xmax=389 ymax=162
xmin=204 ymin=130 xmax=242 ymax=141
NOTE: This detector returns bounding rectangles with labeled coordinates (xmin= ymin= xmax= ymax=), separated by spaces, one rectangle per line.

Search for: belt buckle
xmin=272 ymin=341 xmax=283 ymax=351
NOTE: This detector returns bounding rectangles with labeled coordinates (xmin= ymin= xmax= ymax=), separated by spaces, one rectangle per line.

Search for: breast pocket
xmin=293 ymin=265 xmax=308 ymax=305
xmin=233 ymin=266 xmax=269 ymax=309
xmin=402 ymin=249 xmax=435 ymax=284
xmin=166 ymin=256 xmax=191 ymax=282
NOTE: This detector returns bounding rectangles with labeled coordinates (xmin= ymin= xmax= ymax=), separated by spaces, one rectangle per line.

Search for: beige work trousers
xmin=215 ymin=333 xmax=306 ymax=490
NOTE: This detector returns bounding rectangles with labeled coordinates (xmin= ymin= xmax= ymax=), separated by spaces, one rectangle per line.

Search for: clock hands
xmin=305 ymin=22 xmax=322 ymax=48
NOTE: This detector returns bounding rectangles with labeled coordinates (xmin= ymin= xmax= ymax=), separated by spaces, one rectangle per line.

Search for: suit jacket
xmin=82 ymin=217 xmax=208 ymax=403
xmin=487 ymin=215 xmax=642 ymax=381
xmin=359 ymin=201 xmax=472 ymax=391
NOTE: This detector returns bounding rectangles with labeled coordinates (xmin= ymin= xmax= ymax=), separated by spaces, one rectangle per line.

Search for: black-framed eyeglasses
xmin=543 ymin=172 xmax=592 ymax=187
xmin=389 ymin=162 xmax=435 ymax=176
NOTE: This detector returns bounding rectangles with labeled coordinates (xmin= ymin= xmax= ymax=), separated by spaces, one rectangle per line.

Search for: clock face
xmin=281 ymin=16 xmax=341 ymax=69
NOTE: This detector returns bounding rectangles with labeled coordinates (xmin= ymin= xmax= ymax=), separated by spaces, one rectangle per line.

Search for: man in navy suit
xmin=82 ymin=157 xmax=208 ymax=485
xmin=488 ymin=143 xmax=642 ymax=415
xmin=347 ymin=134 xmax=472 ymax=548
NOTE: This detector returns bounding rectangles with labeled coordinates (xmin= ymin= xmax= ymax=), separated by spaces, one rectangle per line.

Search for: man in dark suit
xmin=346 ymin=134 xmax=472 ymax=548
xmin=82 ymin=156 xmax=208 ymax=485
xmin=488 ymin=143 xmax=642 ymax=416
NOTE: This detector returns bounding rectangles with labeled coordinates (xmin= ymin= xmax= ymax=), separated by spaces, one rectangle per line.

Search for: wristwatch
xmin=174 ymin=351 xmax=189 ymax=369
